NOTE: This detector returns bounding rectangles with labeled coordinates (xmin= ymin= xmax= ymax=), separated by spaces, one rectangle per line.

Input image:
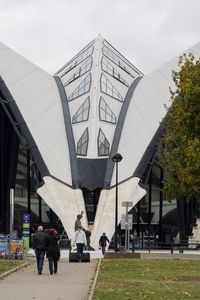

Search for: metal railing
xmin=130 ymin=240 xmax=200 ymax=253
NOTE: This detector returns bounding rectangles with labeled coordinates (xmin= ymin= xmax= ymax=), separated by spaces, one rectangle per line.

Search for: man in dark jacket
xmin=99 ymin=233 xmax=109 ymax=255
xmin=32 ymin=225 xmax=49 ymax=275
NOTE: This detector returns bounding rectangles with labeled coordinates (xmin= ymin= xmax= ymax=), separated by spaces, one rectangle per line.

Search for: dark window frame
xmin=77 ymin=127 xmax=89 ymax=156
xmin=97 ymin=128 xmax=110 ymax=156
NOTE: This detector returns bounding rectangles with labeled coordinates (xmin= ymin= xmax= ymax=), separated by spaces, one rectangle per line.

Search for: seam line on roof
xmin=54 ymin=75 xmax=80 ymax=188
xmin=103 ymin=76 xmax=143 ymax=188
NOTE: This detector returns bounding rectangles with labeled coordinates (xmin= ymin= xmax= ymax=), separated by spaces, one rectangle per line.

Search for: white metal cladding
xmin=0 ymin=41 xmax=72 ymax=185
xmin=111 ymin=41 xmax=200 ymax=186
xmin=56 ymin=35 xmax=142 ymax=159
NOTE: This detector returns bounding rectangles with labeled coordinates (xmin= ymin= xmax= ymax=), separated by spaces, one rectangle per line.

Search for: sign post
xmin=23 ymin=213 xmax=30 ymax=252
xmin=121 ymin=201 xmax=133 ymax=252
xmin=10 ymin=188 xmax=14 ymax=237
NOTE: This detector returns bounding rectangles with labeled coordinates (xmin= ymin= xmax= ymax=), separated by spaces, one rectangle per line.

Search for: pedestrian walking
xmin=74 ymin=226 xmax=87 ymax=261
xmin=46 ymin=228 xmax=60 ymax=275
xmin=31 ymin=225 xmax=49 ymax=275
xmin=99 ymin=233 xmax=109 ymax=255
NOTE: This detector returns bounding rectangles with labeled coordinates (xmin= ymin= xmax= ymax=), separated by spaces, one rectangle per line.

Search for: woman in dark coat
xmin=46 ymin=228 xmax=60 ymax=275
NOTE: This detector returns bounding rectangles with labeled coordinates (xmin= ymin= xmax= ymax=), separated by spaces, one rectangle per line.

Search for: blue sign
xmin=23 ymin=214 xmax=30 ymax=251
xmin=23 ymin=214 xmax=30 ymax=223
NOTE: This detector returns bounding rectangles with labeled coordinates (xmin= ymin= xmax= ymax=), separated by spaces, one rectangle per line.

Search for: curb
xmin=0 ymin=261 xmax=30 ymax=280
xmin=88 ymin=258 xmax=102 ymax=300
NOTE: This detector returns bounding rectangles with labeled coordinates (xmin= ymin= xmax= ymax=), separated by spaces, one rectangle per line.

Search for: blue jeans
xmin=35 ymin=250 xmax=45 ymax=274
xmin=76 ymin=243 xmax=84 ymax=261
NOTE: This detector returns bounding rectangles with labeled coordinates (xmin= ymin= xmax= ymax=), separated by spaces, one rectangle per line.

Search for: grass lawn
xmin=93 ymin=259 xmax=200 ymax=300
xmin=0 ymin=260 xmax=24 ymax=275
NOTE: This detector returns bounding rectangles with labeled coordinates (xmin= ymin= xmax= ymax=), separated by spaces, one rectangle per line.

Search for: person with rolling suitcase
xmin=74 ymin=226 xmax=87 ymax=262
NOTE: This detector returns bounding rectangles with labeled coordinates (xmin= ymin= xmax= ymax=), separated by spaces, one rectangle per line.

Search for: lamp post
xmin=112 ymin=153 xmax=123 ymax=252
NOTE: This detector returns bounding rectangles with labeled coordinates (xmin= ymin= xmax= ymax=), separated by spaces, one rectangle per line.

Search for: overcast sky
xmin=0 ymin=0 xmax=199 ymax=75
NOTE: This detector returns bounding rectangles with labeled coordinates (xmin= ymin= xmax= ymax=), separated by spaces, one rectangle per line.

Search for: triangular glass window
xmin=100 ymin=74 xmax=123 ymax=101
xmin=99 ymin=97 xmax=116 ymax=124
xmin=98 ymin=128 xmax=110 ymax=156
xmin=72 ymin=97 xmax=90 ymax=124
xmin=56 ymin=40 xmax=94 ymax=78
xmin=68 ymin=73 xmax=91 ymax=101
xmin=102 ymin=57 xmax=129 ymax=87
xmin=77 ymin=128 xmax=89 ymax=156
xmin=64 ymin=56 xmax=92 ymax=86
xmin=103 ymin=40 xmax=142 ymax=76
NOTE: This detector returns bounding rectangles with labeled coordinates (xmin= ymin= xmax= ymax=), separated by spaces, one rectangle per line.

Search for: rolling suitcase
xmin=81 ymin=252 xmax=90 ymax=262
xmin=69 ymin=252 xmax=79 ymax=262
xmin=69 ymin=251 xmax=90 ymax=262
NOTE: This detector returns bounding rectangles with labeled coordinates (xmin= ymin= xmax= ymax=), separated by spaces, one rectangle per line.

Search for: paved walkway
xmin=0 ymin=256 xmax=98 ymax=300
xmin=1 ymin=249 xmax=199 ymax=300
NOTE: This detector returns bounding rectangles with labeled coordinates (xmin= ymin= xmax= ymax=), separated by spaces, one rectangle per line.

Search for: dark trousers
xmin=76 ymin=243 xmax=84 ymax=260
xmin=35 ymin=250 xmax=45 ymax=274
xmin=101 ymin=245 xmax=106 ymax=255
xmin=48 ymin=256 xmax=58 ymax=274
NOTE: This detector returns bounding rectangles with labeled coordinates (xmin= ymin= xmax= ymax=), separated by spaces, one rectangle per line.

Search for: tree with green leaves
xmin=158 ymin=54 xmax=200 ymax=200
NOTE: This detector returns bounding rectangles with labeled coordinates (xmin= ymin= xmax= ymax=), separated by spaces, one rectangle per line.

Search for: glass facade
xmin=14 ymin=145 xmax=61 ymax=237
xmin=72 ymin=96 xmax=90 ymax=124
xmin=97 ymin=128 xmax=110 ymax=156
xmin=82 ymin=188 xmax=101 ymax=225
xmin=129 ymin=164 xmax=197 ymax=247
xmin=102 ymin=45 xmax=136 ymax=78
xmin=77 ymin=128 xmax=89 ymax=156
xmin=101 ymin=57 xmax=129 ymax=87
xmin=99 ymin=97 xmax=116 ymax=124
xmin=64 ymin=56 xmax=93 ymax=87
xmin=57 ymin=41 xmax=94 ymax=79
xmin=68 ymin=73 xmax=91 ymax=101
xmin=100 ymin=73 xmax=123 ymax=101
xmin=103 ymin=39 xmax=141 ymax=76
